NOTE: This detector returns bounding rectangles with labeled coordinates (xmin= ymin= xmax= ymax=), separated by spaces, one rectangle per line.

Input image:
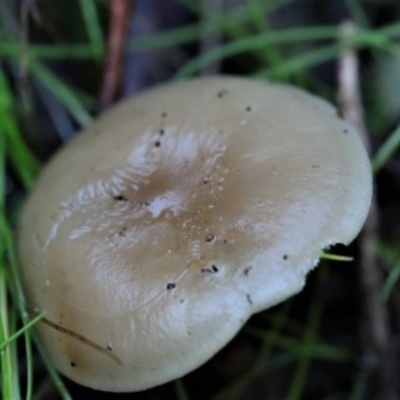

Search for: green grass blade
xmin=255 ymin=44 xmax=341 ymax=80
xmin=0 ymin=129 xmax=4 ymax=210
xmin=0 ymin=312 xmax=43 ymax=352
xmin=33 ymin=336 xmax=73 ymax=400
xmin=344 ymin=0 xmax=369 ymax=28
xmin=246 ymin=0 xmax=283 ymax=69
xmin=174 ymin=26 xmax=340 ymax=79
xmin=0 ymin=168 xmax=72 ymax=400
xmin=0 ymin=67 xmax=40 ymax=189
xmin=0 ymin=20 xmax=396 ymax=64
xmin=0 ymin=18 xmax=397 ymax=62
xmin=349 ymin=369 xmax=369 ymax=400
xmin=1 ymin=31 xmax=92 ymax=127
xmin=29 ymin=61 xmax=92 ymax=126
xmin=79 ymin=0 xmax=105 ymax=61
xmin=213 ymin=354 xmax=292 ymax=400
xmin=376 ymin=242 xmax=400 ymax=301
xmin=0 ymin=214 xmax=33 ymax=400
xmin=213 ymin=302 xmax=293 ymax=400
xmin=381 ymin=257 xmax=400 ymax=301
xmin=372 ymin=123 xmax=400 ymax=173
xmin=286 ymin=268 xmax=328 ymax=400
xmin=246 ymin=327 xmax=351 ymax=362
xmin=0 ymin=65 xmax=72 ymax=399
xmin=175 ymin=379 xmax=190 ymax=400
xmin=0 ymin=263 xmax=21 ymax=400
xmin=175 ymin=0 xmax=201 ymax=13
xmin=377 ymin=21 xmax=400 ymax=37
xmin=128 ymin=2 xmax=296 ymax=53
xmin=128 ymin=7 xmax=247 ymax=52
xmin=286 ymin=300 xmax=324 ymax=400
xmin=0 ymin=42 xmax=94 ymax=59
xmin=320 ymin=252 xmax=354 ymax=262
xmin=174 ymin=23 xmax=400 ymax=81
xmin=9 ymin=307 xmax=21 ymax=398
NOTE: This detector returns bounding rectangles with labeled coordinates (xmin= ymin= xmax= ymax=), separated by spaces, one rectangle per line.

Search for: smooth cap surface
xmin=18 ymin=76 xmax=372 ymax=392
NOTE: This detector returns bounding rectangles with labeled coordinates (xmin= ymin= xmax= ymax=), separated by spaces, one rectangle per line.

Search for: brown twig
xmin=338 ymin=21 xmax=398 ymax=400
xmin=99 ymin=0 xmax=133 ymax=110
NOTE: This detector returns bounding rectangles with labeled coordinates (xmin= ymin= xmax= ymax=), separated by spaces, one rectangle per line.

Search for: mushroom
xmin=17 ymin=76 xmax=372 ymax=392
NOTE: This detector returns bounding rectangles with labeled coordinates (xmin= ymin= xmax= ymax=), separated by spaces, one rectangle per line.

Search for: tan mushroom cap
xmin=18 ymin=76 xmax=372 ymax=392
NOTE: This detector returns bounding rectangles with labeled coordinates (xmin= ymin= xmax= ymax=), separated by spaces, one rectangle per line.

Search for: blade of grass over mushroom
xmin=372 ymin=122 xmax=400 ymax=173
xmin=320 ymin=252 xmax=354 ymax=262
xmin=0 ymin=67 xmax=39 ymax=188
xmin=0 ymin=312 xmax=43 ymax=352
xmin=79 ymin=0 xmax=105 ymax=62
xmin=29 ymin=61 xmax=92 ymax=126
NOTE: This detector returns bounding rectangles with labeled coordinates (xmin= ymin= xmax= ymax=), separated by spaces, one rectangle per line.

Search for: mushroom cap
xmin=18 ymin=76 xmax=372 ymax=392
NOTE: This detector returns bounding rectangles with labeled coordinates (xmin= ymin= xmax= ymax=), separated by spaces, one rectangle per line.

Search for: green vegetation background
xmin=1 ymin=0 xmax=400 ymax=399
